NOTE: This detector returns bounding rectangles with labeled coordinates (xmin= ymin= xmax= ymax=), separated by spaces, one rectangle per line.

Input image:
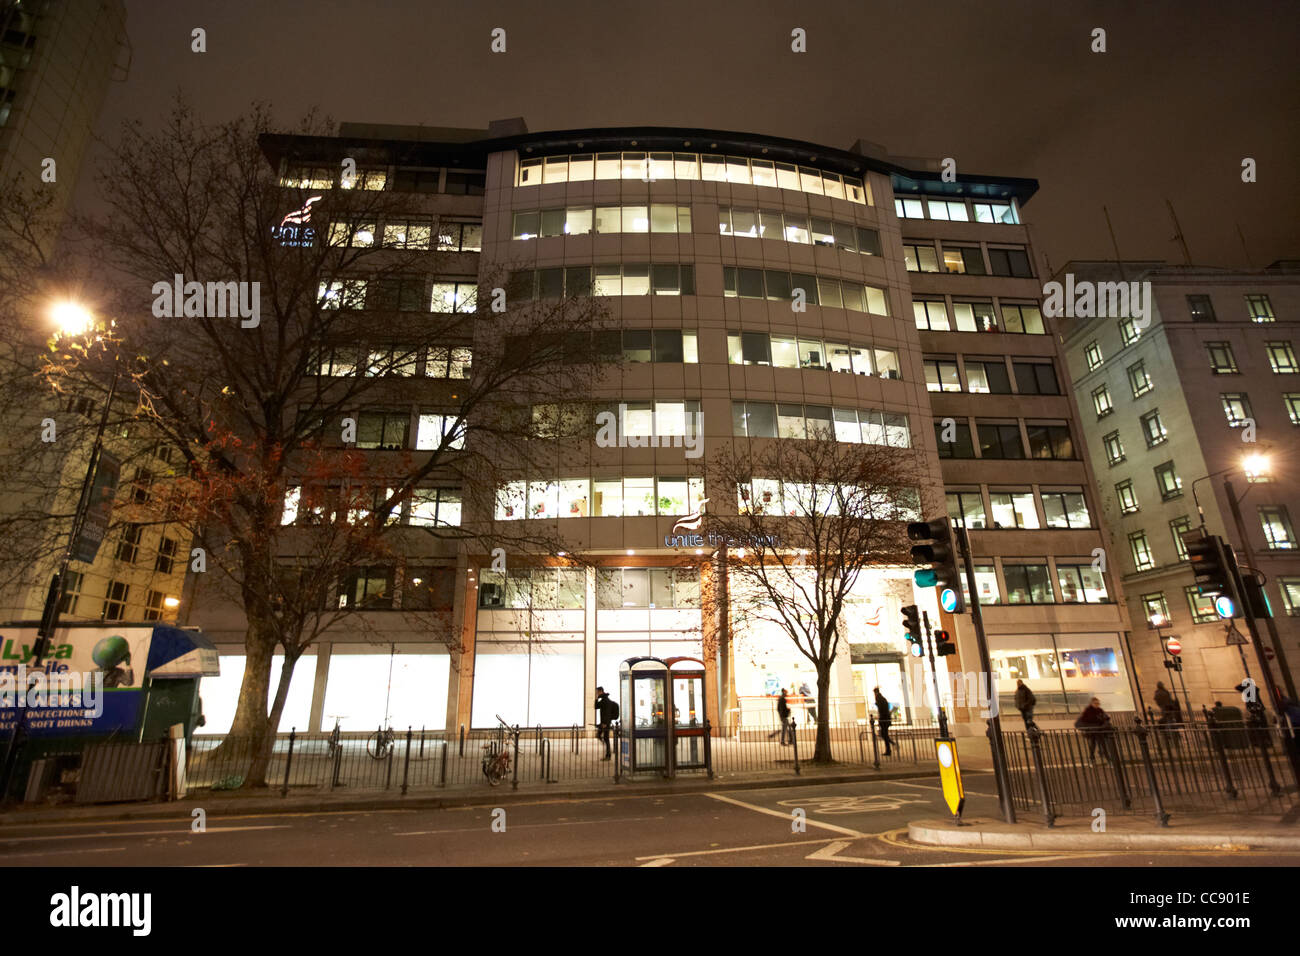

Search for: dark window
xmin=934 ymin=421 xmax=975 ymax=459
xmin=1206 ymin=342 xmax=1238 ymax=374
xmin=102 ymin=581 xmax=130 ymax=621
xmin=356 ymin=412 xmax=409 ymax=450
xmin=404 ymin=567 xmax=456 ymax=610
xmin=1187 ymin=294 xmax=1216 ymax=322
xmin=1026 ymin=423 xmax=1074 ymax=459
xmin=987 ymin=248 xmax=1033 ymax=278
xmin=565 ymin=266 xmax=593 ymax=297
xmin=1003 ymin=564 xmax=1055 ymax=604
xmin=340 ymin=567 xmax=395 ymax=609
xmin=1013 ymin=361 xmax=1060 ymax=395
xmin=653 ymin=330 xmax=685 ymax=364
xmin=856 ymin=227 xmax=882 ymax=255
xmin=444 ymin=171 xmax=486 ymax=195
xmin=115 ymin=524 xmax=143 ymax=564
xmin=155 ymin=537 xmax=177 ymax=575
xmin=977 ymin=423 xmax=1024 ymax=459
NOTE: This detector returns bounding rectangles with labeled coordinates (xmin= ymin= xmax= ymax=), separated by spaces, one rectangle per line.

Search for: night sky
xmin=81 ymin=0 xmax=1299 ymax=271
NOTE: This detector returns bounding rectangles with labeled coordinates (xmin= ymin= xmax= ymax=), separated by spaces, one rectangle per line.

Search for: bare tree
xmin=703 ymin=437 xmax=927 ymax=762
xmin=4 ymin=101 xmax=609 ymax=785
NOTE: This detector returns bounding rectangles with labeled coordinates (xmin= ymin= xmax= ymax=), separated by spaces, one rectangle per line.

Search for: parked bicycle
xmin=326 ymin=715 xmax=347 ymax=757
xmin=482 ymin=716 xmax=520 ymax=786
xmin=367 ymin=725 xmax=396 ymax=760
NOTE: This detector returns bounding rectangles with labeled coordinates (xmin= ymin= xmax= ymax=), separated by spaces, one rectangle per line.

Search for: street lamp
xmin=1190 ymin=455 xmax=1297 ymax=702
xmin=1148 ymin=611 xmax=1189 ymax=719
xmin=0 ymin=302 xmax=123 ymax=799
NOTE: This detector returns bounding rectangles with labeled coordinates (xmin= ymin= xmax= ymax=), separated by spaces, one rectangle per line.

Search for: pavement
xmin=911 ymin=808 xmax=1300 ymax=852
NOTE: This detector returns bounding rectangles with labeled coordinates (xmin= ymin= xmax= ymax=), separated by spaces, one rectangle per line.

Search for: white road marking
xmin=0 ymin=825 xmax=288 ymax=844
xmin=394 ymin=815 xmax=665 ymax=836
xmin=635 ymin=837 xmax=840 ymax=861
xmin=805 ymin=840 xmax=900 ymax=865
xmin=923 ymin=852 xmax=1115 ymax=866
xmin=894 ymin=780 xmax=1000 ymax=798
xmin=0 ymin=846 xmax=126 ymax=859
xmin=703 ymin=792 xmax=866 ymax=837
xmin=640 ymin=857 xmax=675 ymax=867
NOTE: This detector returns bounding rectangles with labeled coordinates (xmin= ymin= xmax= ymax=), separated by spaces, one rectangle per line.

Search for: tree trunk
xmin=218 ymin=612 xmax=278 ymax=786
xmin=242 ymin=651 xmax=300 ymax=788
xmin=813 ymin=663 xmax=834 ymax=763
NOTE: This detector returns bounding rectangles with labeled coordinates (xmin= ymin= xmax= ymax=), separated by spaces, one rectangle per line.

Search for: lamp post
xmin=0 ymin=304 xmax=122 ymax=799
xmin=1148 ymin=612 xmax=1188 ymax=719
xmin=1192 ymin=456 xmax=1297 ymax=700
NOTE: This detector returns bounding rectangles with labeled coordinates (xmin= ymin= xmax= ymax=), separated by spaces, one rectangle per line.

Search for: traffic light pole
xmin=957 ymin=526 xmax=1016 ymax=824
xmin=1224 ymin=478 xmax=1297 ymax=700
xmin=1224 ymin=547 xmax=1293 ymax=733
xmin=921 ymin=610 xmax=949 ymax=740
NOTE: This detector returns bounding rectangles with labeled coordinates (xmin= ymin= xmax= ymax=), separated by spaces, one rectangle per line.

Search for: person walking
xmin=873 ymin=687 xmax=893 ymax=756
xmin=1014 ymin=679 xmax=1037 ymax=729
xmin=594 ymin=686 xmax=619 ymax=760
xmin=1153 ymin=682 xmax=1179 ymax=725
xmin=1075 ymin=696 xmax=1114 ymax=763
xmin=799 ymin=681 xmax=817 ymax=725
xmin=768 ymin=689 xmax=792 ymax=745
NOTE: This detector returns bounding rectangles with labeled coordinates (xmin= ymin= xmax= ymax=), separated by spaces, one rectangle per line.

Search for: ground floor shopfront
xmin=195 ymin=554 xmax=1138 ymax=736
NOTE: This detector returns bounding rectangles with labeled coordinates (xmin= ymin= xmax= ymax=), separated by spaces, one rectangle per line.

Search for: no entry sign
xmin=1166 ymin=637 xmax=1182 ymax=655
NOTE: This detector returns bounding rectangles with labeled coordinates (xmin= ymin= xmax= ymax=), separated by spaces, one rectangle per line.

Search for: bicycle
xmin=482 ymin=717 xmax=520 ymax=786
xmin=367 ymin=725 xmax=396 ymax=760
xmin=326 ymin=715 xmax=347 ymax=757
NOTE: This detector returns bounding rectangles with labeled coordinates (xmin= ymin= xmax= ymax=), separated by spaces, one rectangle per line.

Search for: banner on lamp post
xmin=71 ymin=451 xmax=120 ymax=564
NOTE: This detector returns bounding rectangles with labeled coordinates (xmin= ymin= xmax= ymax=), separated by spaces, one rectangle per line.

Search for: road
xmin=4 ymin=774 xmax=1297 ymax=867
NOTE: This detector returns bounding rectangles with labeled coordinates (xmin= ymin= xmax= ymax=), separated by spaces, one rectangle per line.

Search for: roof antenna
xmin=1236 ymin=222 xmax=1254 ymax=270
xmin=1165 ymin=198 xmax=1192 ymax=266
xmin=1103 ymin=205 xmax=1127 ymax=282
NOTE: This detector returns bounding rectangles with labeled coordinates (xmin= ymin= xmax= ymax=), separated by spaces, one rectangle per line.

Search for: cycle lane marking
xmin=393 ymin=814 xmax=667 ymax=836
xmin=635 ymin=836 xmax=842 ymax=862
xmin=702 ymin=792 xmax=866 ymax=837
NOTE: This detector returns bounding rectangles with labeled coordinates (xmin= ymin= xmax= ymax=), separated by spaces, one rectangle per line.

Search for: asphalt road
xmin=4 ymin=775 xmax=1298 ymax=867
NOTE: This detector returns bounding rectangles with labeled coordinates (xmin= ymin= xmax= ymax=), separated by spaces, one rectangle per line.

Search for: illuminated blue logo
xmin=941 ymin=589 xmax=958 ymax=613
xmin=1215 ymin=595 xmax=1236 ymax=619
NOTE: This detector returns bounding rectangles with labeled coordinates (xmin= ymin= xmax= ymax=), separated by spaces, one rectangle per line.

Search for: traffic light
xmin=934 ymin=629 xmax=956 ymax=656
xmin=908 ymin=517 xmax=966 ymax=613
xmin=1185 ymin=533 xmax=1234 ymax=599
xmin=902 ymin=604 xmax=923 ymax=657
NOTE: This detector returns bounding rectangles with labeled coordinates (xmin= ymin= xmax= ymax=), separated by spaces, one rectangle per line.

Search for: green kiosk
xmin=0 ymin=621 xmax=219 ymax=801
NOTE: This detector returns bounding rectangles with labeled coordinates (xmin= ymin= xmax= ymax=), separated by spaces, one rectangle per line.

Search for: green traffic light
xmin=914 ymin=569 xmax=938 ymax=587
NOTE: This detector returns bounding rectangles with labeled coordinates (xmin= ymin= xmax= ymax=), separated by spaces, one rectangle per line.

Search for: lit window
xmin=1140 ymin=409 xmax=1168 ymax=447
xmin=988 ymin=490 xmax=1038 ymax=529
xmin=928 ymin=200 xmax=970 ymax=221
xmin=1260 ymin=506 xmax=1297 ymax=550
xmin=1141 ymin=592 xmax=1170 ymax=622
xmin=1284 ymin=393 xmax=1300 ymax=425
xmin=973 ymin=202 xmax=1019 ymax=224
xmin=946 ymin=490 xmax=987 ymax=529
xmin=416 ymin=414 xmax=466 ymax=451
xmin=1170 ymin=517 xmax=1192 ymax=561
xmin=1186 ymin=586 xmax=1218 ymax=623
xmin=1206 ymin=342 xmax=1238 ymax=374
xmin=1042 ymin=489 xmax=1091 ymax=528
xmin=1103 ymin=431 xmax=1125 ymax=465
xmin=1058 ymin=565 xmax=1108 ymax=603
xmin=1092 ymin=385 xmax=1113 ymax=418
xmin=1278 ymin=577 xmax=1300 ymax=616
xmin=1000 ymin=304 xmax=1045 ymax=334
xmin=1116 ymin=480 xmax=1139 ymax=515
xmin=1221 ymin=393 xmax=1252 ymax=427
xmin=913 ymin=300 xmax=949 ymax=331
xmin=1129 ymin=531 xmax=1155 ymax=571
xmin=953 ymin=301 xmax=999 ymax=332
xmin=1246 ymin=294 xmax=1275 ymax=323
xmin=1085 ymin=341 xmax=1103 ymax=370
xmin=1266 ymin=341 xmax=1299 ymax=374
xmin=903 ymin=242 xmax=940 ymax=273
xmin=1119 ymin=317 xmax=1141 ymax=345
xmin=941 ymin=246 xmax=984 ymax=275
xmin=1127 ymin=360 xmax=1153 ymax=398
xmin=924 ymin=359 xmax=961 ymax=392
xmin=1154 ymin=461 xmax=1183 ymax=501
xmin=895 ymin=198 xmax=925 ymax=219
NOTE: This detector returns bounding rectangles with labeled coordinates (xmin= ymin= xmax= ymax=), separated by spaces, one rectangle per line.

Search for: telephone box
xmin=618 ymin=657 xmax=669 ymax=776
xmin=666 ymin=656 xmax=709 ymax=775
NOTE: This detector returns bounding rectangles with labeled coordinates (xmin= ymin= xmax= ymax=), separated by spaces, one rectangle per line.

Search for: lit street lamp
xmin=0 ymin=303 xmax=123 ymax=799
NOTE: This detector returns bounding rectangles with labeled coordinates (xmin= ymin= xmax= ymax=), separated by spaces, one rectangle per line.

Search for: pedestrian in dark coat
xmin=594 ymin=686 xmax=619 ymax=759
xmin=874 ymin=687 xmax=893 ymax=756
xmin=1154 ymin=682 xmax=1179 ymax=724
xmin=769 ymin=689 xmax=792 ymax=744
xmin=1014 ymin=679 xmax=1037 ymax=729
xmin=1075 ymin=696 xmax=1115 ymax=762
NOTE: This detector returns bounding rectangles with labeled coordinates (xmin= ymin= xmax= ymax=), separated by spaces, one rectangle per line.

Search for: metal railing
xmin=1004 ymin=717 xmax=1300 ymax=825
xmin=9 ymin=714 xmax=942 ymax=804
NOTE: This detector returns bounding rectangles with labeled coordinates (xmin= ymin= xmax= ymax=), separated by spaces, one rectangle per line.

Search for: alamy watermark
xmin=0 ymin=665 xmax=104 ymax=720
xmin=595 ymin=406 xmax=703 ymax=458
xmin=1041 ymin=274 xmax=1152 ymax=329
xmin=151 ymin=274 xmax=261 ymax=328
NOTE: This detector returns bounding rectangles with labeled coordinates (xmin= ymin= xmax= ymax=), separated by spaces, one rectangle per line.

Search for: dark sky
xmin=84 ymin=0 xmax=1299 ymax=270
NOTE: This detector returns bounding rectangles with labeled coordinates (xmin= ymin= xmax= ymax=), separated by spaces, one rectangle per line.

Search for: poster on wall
xmin=0 ymin=626 xmax=153 ymax=736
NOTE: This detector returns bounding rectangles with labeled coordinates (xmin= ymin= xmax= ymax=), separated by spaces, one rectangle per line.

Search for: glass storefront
xmin=200 ymin=652 xmax=316 ymax=734
xmin=991 ymin=634 xmax=1133 ymax=715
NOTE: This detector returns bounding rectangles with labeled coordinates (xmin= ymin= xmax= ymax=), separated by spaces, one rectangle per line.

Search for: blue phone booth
xmin=667 ymin=657 xmax=710 ymax=777
xmin=619 ymin=657 xmax=669 ymax=776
